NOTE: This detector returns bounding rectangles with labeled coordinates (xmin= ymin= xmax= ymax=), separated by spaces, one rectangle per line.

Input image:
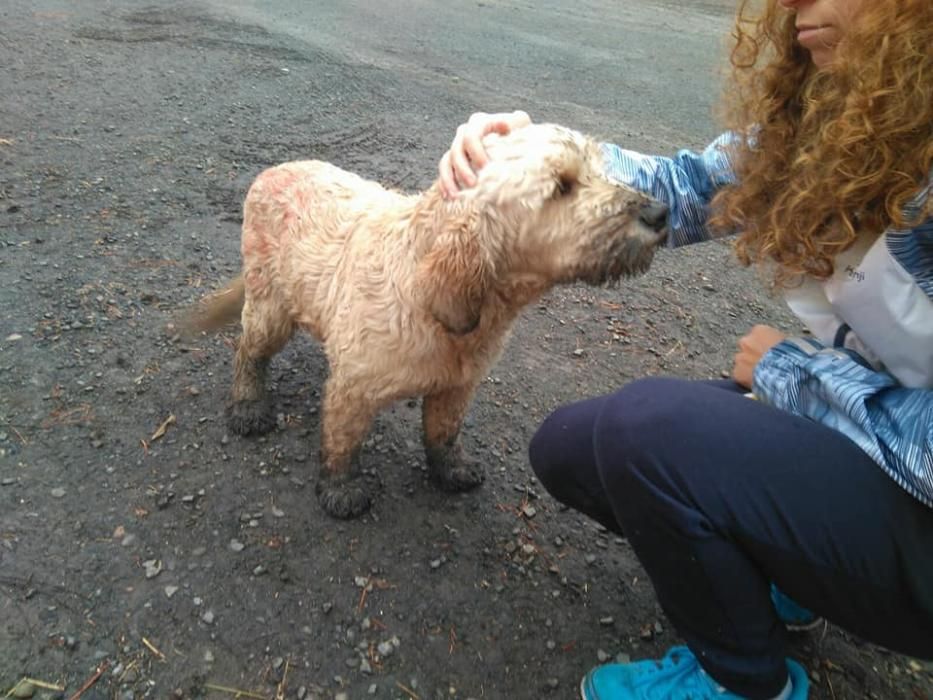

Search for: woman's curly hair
xmin=710 ymin=0 xmax=933 ymax=286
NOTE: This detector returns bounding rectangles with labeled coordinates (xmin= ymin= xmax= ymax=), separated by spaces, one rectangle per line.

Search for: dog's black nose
xmin=639 ymin=201 xmax=669 ymax=232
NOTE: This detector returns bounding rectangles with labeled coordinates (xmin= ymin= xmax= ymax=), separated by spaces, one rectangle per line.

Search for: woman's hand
xmin=438 ymin=110 xmax=532 ymax=199
xmin=732 ymin=324 xmax=786 ymax=389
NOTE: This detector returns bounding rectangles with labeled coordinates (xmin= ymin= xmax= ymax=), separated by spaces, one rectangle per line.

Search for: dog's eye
xmin=555 ymin=175 xmax=575 ymax=197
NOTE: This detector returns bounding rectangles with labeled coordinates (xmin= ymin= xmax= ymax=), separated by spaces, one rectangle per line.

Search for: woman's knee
xmin=592 ymin=377 xmax=695 ymax=486
xmin=528 ymin=403 xmax=578 ymax=494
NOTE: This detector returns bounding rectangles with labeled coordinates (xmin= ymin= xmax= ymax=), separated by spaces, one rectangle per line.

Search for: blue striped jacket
xmin=602 ymin=134 xmax=933 ymax=506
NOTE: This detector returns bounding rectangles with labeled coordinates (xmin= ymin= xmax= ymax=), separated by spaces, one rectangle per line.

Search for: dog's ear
xmin=415 ymin=210 xmax=492 ymax=335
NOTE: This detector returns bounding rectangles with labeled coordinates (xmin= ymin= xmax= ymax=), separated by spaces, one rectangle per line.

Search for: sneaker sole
xmin=786 ymin=617 xmax=824 ymax=633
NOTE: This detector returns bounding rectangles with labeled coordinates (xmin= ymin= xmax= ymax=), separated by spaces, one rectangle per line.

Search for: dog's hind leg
xmin=315 ymin=374 xmax=379 ymax=519
xmin=422 ymin=384 xmax=485 ymax=492
xmin=228 ymin=296 xmax=294 ymax=436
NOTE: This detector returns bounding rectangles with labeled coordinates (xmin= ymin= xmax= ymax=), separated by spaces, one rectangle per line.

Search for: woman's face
xmin=778 ymin=0 xmax=863 ymax=68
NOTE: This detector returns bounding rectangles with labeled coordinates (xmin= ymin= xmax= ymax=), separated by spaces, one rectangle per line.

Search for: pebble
xmin=201 ymin=610 xmax=215 ymax=625
xmin=204 ymin=650 xmax=215 ymax=663
xmin=599 ymin=616 xmax=614 ymax=626
xmin=271 ymin=506 xmax=285 ymax=518
xmin=143 ymin=560 xmax=162 ymax=579
xmin=335 ymin=694 xmax=349 ymax=700
xmin=296 ymin=687 xmax=306 ymax=700
xmin=377 ymin=641 xmax=394 ymax=657
xmin=359 ymin=659 xmax=372 ymax=674
xmin=615 ymin=653 xmax=631 ymax=664
xmin=10 ymin=681 xmax=35 ymax=698
xmin=584 ymin=554 xmax=597 ymax=565
xmin=597 ymin=649 xmax=610 ymax=663
xmin=546 ymin=678 xmax=559 ymax=690
xmin=272 ymin=657 xmax=284 ymax=670
xmin=164 ymin=585 xmax=179 ymax=598
xmin=51 ymin=487 xmax=66 ymax=498
xmin=121 ymin=534 xmax=136 ymax=547
xmin=229 ymin=539 xmax=245 ymax=552
xmin=367 ymin=684 xmax=377 ymax=695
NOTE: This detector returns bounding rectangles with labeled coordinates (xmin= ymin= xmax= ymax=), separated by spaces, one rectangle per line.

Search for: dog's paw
xmin=430 ymin=454 xmax=485 ymax=493
xmin=316 ymin=476 xmax=372 ymax=519
xmin=227 ymin=399 xmax=276 ymax=436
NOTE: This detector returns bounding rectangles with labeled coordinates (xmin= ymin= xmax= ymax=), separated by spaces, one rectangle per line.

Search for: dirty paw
xmin=316 ymin=476 xmax=372 ymax=519
xmin=429 ymin=453 xmax=485 ymax=493
xmin=227 ymin=398 xmax=276 ymax=436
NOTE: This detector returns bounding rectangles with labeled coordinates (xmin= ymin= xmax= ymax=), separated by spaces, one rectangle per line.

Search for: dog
xmin=183 ymin=123 xmax=668 ymax=519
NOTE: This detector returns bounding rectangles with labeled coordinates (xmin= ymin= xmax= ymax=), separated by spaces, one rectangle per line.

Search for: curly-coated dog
xmin=184 ymin=123 xmax=668 ymax=519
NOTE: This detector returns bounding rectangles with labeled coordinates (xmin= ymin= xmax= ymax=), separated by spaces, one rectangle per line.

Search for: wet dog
xmin=184 ymin=123 xmax=668 ymax=518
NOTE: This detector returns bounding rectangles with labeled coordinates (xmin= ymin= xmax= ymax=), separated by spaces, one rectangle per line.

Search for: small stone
xmin=615 ymin=652 xmax=631 ymax=664
xmin=296 ymin=687 xmax=306 ymax=700
xmin=546 ymin=640 xmax=556 ymax=651
xmin=359 ymin=659 xmax=372 ymax=674
xmin=271 ymin=506 xmax=285 ymax=518
xmin=229 ymin=539 xmax=245 ymax=552
xmin=521 ymin=544 xmax=536 ymax=556
xmin=252 ymin=565 xmax=267 ymax=576
xmin=335 ymin=694 xmax=349 ymax=700
xmin=546 ymin=678 xmax=559 ymax=690
xmin=6 ymin=333 xmax=22 ymax=342
xmin=430 ymin=558 xmax=442 ymax=569
xmin=377 ymin=641 xmax=394 ymax=657
xmin=143 ymin=560 xmax=162 ymax=579
xmin=367 ymin=684 xmax=377 ymax=695
xmin=597 ymin=649 xmax=610 ymax=663
xmin=599 ymin=616 xmax=614 ymax=626
xmin=322 ymin=602 xmax=333 ymax=614
xmin=553 ymin=536 xmax=564 ymax=547
xmin=123 ymin=668 xmax=139 ymax=684
xmin=10 ymin=680 xmax=35 ymax=698
xmin=204 ymin=650 xmax=215 ymax=663
xmin=521 ymin=504 xmax=537 ymax=518
xmin=201 ymin=610 xmax=215 ymax=624
xmin=164 ymin=585 xmax=179 ymax=598
xmin=51 ymin=487 xmax=66 ymax=498
xmin=572 ymin=348 xmax=585 ymax=357
xmin=272 ymin=657 xmax=284 ymax=670
xmin=584 ymin=554 xmax=597 ymax=565
xmin=121 ymin=534 xmax=136 ymax=547
xmin=1 ymin=477 xmax=15 ymax=486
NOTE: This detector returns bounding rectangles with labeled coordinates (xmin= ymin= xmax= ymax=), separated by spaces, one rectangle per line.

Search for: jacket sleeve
xmin=753 ymin=336 xmax=933 ymax=506
xmin=600 ymin=132 xmax=738 ymax=248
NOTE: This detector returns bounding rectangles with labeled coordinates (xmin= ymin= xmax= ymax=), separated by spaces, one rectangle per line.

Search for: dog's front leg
xmin=316 ymin=376 xmax=378 ymax=519
xmin=422 ymin=384 xmax=485 ymax=492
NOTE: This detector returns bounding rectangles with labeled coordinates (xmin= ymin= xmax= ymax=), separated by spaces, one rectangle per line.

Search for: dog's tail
xmin=178 ymin=274 xmax=246 ymax=336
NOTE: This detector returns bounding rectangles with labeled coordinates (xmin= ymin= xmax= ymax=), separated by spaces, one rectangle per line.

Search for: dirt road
xmin=1 ymin=1 xmax=930 ymax=698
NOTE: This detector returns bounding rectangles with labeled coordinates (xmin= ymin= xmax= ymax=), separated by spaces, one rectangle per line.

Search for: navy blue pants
xmin=528 ymin=378 xmax=933 ymax=698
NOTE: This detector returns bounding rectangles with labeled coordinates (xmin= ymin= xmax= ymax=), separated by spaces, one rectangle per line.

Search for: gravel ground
xmin=1 ymin=2 xmax=931 ymax=699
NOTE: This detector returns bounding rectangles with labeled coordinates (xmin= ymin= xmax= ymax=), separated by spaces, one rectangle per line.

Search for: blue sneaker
xmin=771 ymin=584 xmax=823 ymax=632
xmin=580 ymin=645 xmax=809 ymax=699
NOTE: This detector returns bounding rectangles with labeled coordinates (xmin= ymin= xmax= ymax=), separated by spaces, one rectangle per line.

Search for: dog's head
xmin=418 ymin=123 xmax=669 ymax=334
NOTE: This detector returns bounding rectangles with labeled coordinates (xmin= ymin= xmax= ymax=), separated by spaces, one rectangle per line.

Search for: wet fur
xmin=184 ymin=123 xmax=666 ymax=518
